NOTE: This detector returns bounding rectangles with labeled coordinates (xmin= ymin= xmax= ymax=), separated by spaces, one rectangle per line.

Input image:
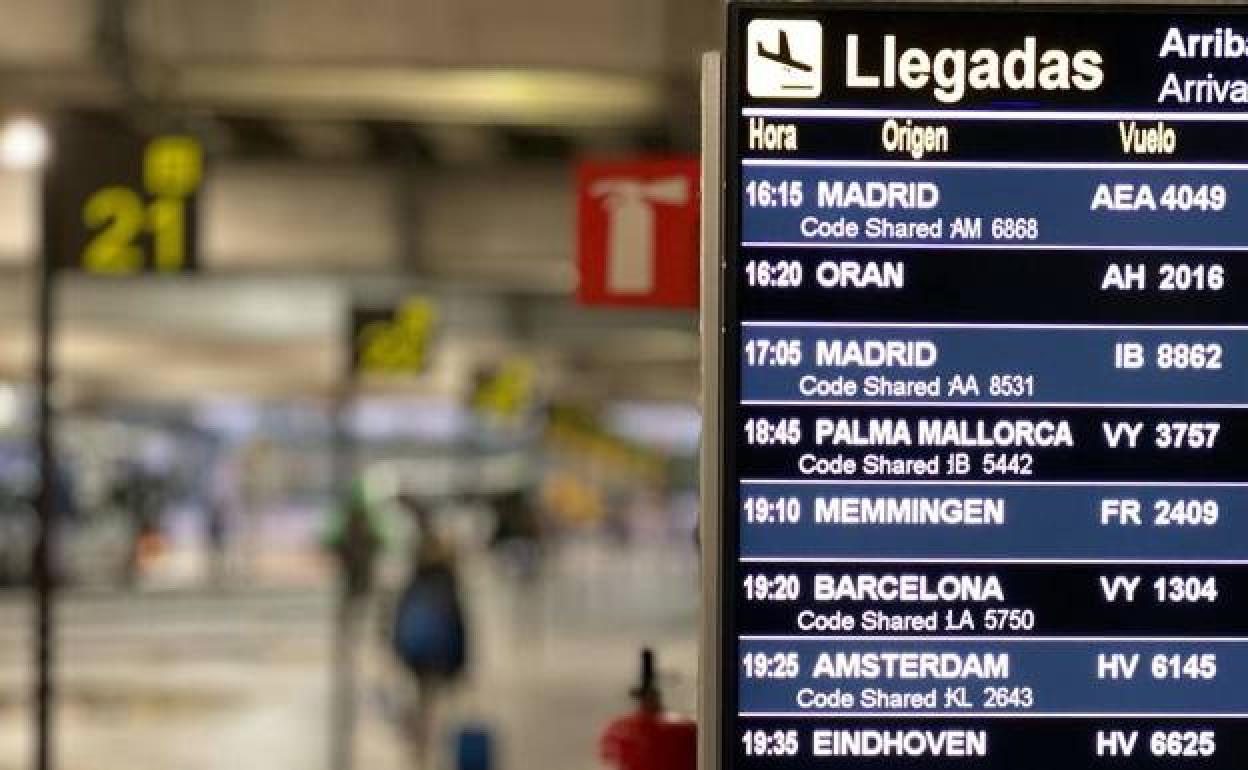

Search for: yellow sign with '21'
xmin=82 ymin=136 xmax=202 ymax=274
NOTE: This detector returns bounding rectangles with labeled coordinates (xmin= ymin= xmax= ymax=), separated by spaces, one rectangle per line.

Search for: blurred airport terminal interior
xmin=0 ymin=1 xmax=721 ymax=769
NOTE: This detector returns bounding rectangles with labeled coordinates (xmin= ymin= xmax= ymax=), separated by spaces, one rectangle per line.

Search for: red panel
xmin=576 ymin=157 xmax=700 ymax=308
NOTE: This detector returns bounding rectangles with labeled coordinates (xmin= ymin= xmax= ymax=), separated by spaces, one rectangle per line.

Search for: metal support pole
xmin=329 ymin=384 xmax=356 ymax=770
xmin=33 ymin=216 xmax=58 ymax=770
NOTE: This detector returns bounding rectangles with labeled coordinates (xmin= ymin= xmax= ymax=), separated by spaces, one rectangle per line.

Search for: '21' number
xmin=82 ymin=136 xmax=201 ymax=273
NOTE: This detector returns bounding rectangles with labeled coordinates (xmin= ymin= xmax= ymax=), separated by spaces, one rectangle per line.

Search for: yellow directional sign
xmin=44 ymin=115 xmax=203 ymax=274
xmin=349 ymin=298 xmax=438 ymax=376
xmin=471 ymin=358 xmax=537 ymax=421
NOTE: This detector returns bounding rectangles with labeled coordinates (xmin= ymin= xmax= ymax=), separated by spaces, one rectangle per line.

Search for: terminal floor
xmin=0 ymin=540 xmax=699 ymax=770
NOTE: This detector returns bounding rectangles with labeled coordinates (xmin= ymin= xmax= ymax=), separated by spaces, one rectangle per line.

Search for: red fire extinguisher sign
xmin=576 ymin=157 xmax=700 ymax=309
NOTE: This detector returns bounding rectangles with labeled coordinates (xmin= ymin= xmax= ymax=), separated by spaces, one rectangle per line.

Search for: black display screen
xmin=719 ymin=4 xmax=1248 ymax=768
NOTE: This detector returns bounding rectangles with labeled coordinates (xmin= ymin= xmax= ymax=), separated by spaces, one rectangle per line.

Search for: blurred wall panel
xmin=131 ymin=0 xmax=668 ymax=72
xmin=202 ymin=163 xmax=400 ymax=272
xmin=0 ymin=0 xmax=93 ymax=64
xmin=408 ymin=166 xmax=574 ymax=292
xmin=0 ymin=169 xmax=36 ymax=266
xmin=465 ymin=0 xmax=665 ymax=72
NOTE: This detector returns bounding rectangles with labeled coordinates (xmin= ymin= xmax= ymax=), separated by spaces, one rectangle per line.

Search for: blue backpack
xmin=392 ymin=563 xmax=467 ymax=677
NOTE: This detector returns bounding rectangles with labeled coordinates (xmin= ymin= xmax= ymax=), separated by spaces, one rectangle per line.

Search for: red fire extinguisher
xmin=600 ymin=649 xmax=697 ymax=770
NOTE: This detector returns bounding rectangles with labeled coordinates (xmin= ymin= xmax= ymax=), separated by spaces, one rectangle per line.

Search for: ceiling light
xmin=0 ymin=117 xmax=48 ymax=170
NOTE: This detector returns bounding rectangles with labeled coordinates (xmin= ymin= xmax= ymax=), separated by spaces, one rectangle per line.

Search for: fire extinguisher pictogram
xmin=576 ymin=158 xmax=700 ymax=308
xmin=590 ymin=177 xmax=690 ymax=295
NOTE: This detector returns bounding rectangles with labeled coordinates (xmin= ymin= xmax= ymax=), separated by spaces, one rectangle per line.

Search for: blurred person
xmin=389 ymin=494 xmax=467 ymax=768
xmin=325 ymin=478 xmax=387 ymax=596
xmin=0 ymin=480 xmax=32 ymax=585
xmin=237 ymin=438 xmax=279 ymax=579
xmin=488 ymin=487 xmax=544 ymax=582
xmin=204 ymin=489 xmax=230 ymax=588
xmin=602 ymin=485 xmax=634 ymax=546
xmin=48 ymin=463 xmax=83 ymax=585
xmin=109 ymin=461 xmax=166 ymax=587
xmin=202 ymin=451 xmax=240 ymax=588
xmin=325 ymin=477 xmax=388 ymax=770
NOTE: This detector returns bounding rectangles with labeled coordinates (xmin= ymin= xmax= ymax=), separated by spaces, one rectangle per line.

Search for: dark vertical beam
xmin=328 ymin=382 xmax=355 ymax=770
xmin=33 ymin=171 xmax=58 ymax=770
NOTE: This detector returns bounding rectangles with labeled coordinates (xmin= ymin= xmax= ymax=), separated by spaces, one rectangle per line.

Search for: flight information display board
xmin=714 ymin=4 xmax=1248 ymax=769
